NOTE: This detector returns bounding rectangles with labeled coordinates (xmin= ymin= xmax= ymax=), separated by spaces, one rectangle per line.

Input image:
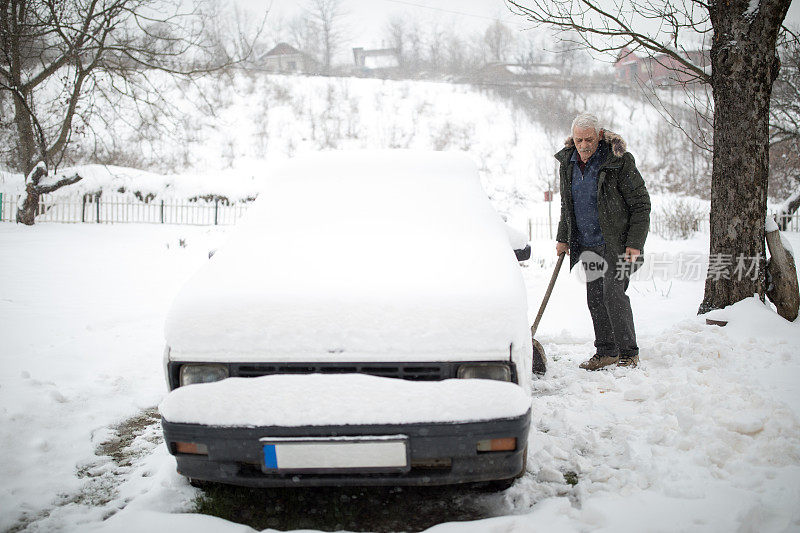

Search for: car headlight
xmin=457 ymin=363 xmax=512 ymax=382
xmin=179 ymin=364 xmax=229 ymax=387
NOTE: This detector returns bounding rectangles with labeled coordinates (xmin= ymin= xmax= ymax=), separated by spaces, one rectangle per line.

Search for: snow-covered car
xmin=159 ymin=150 xmax=535 ymax=488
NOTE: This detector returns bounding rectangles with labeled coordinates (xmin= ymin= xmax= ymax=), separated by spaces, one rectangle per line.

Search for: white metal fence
xmin=0 ymin=193 xmax=250 ymax=225
xmin=525 ymin=213 xmax=800 ymax=240
xmin=2 ymin=192 xmax=799 ymax=233
xmin=775 ymin=212 xmax=800 ymax=232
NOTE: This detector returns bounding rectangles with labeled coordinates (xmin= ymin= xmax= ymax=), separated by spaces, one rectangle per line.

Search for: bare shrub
xmin=655 ymin=199 xmax=707 ymax=239
xmin=430 ymin=121 xmax=473 ymax=151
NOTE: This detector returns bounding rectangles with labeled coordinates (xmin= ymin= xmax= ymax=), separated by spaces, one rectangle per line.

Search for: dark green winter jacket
xmin=555 ymin=129 xmax=651 ymax=272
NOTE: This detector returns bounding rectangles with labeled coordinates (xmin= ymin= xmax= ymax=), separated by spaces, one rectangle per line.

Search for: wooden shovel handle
xmin=531 ymin=252 xmax=566 ymax=338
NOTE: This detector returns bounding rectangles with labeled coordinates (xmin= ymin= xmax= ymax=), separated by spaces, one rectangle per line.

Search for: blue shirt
xmin=570 ymin=143 xmax=607 ymax=247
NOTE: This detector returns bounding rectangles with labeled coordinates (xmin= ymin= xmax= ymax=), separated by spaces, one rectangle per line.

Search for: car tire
xmin=532 ymin=339 xmax=547 ymax=375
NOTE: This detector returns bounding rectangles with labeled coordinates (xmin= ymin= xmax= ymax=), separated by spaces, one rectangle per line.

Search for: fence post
xmin=96 ymin=195 xmax=100 ymax=223
xmin=81 ymin=194 xmax=86 ymax=223
xmin=0 ymin=192 xmax=3 ymax=222
xmin=160 ymin=200 xmax=164 ymax=224
xmin=214 ymin=198 xmax=219 ymax=225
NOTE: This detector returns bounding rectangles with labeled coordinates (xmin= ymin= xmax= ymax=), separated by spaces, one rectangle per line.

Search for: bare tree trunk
xmin=17 ymin=182 xmax=41 ymax=226
xmin=698 ymin=0 xmax=788 ymax=313
xmin=16 ymin=164 xmax=82 ymax=225
xmin=12 ymin=90 xmax=37 ymax=174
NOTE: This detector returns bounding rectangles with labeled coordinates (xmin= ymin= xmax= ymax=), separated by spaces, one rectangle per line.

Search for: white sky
xmin=237 ymin=0 xmax=545 ymax=52
xmin=235 ymin=0 xmax=800 ymax=62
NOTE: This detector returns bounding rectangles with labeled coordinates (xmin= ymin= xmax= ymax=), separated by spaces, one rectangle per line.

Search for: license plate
xmin=260 ymin=435 xmax=409 ymax=473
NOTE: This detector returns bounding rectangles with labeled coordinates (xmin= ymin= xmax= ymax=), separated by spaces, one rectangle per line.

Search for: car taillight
xmin=476 ymin=437 xmax=516 ymax=452
xmin=174 ymin=441 xmax=209 ymax=455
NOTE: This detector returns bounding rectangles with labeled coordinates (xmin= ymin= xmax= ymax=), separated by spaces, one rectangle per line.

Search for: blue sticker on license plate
xmin=263 ymin=444 xmax=278 ymax=469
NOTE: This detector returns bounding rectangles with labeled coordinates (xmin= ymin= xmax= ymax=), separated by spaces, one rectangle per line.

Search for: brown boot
xmin=579 ymin=354 xmax=619 ymax=371
xmin=617 ymin=355 xmax=639 ymax=368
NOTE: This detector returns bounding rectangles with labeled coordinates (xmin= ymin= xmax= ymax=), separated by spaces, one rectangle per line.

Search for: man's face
xmin=573 ymin=126 xmax=599 ymax=163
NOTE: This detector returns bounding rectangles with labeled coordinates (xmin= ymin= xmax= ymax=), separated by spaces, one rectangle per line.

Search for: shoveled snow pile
xmin=492 ymin=295 xmax=800 ymax=532
xmin=164 ymin=150 xmax=530 ymax=361
xmin=159 ymin=374 xmax=531 ymax=426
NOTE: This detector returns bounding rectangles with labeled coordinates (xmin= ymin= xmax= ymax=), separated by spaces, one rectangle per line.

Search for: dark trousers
xmin=579 ymin=244 xmax=639 ymax=358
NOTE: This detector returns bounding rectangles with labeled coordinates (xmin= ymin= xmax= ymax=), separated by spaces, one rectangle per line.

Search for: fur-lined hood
xmin=563 ymin=129 xmax=627 ymax=158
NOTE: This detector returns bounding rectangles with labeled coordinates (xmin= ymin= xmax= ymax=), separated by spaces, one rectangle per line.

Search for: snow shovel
xmin=530 ymin=252 xmax=566 ymax=374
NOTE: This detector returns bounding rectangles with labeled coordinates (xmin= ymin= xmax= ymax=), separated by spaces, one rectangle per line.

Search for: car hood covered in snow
xmin=165 ymin=150 xmax=530 ymax=362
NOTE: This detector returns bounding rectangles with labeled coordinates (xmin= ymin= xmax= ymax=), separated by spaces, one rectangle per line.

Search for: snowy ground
xmin=1 ymin=223 xmax=799 ymax=532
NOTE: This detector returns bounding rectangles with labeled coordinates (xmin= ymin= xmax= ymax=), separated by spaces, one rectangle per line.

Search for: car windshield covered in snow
xmin=160 ymin=150 xmax=534 ymax=488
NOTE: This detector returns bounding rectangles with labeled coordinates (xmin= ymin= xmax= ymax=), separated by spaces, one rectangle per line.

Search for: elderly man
xmin=555 ymin=113 xmax=650 ymax=370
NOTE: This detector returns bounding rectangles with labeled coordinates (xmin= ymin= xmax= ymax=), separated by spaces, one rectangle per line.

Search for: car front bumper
xmin=162 ymin=412 xmax=530 ymax=487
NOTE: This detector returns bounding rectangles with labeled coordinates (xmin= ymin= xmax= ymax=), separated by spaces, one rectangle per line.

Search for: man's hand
xmin=556 ymin=242 xmax=569 ymax=256
xmin=624 ymin=247 xmax=640 ymax=262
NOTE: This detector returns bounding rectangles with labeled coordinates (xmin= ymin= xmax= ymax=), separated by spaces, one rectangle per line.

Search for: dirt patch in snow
xmin=7 ymin=408 xmax=163 ymax=532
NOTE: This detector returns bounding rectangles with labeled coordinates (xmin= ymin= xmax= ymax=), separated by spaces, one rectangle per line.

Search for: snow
xmin=702 ymin=295 xmax=792 ymax=329
xmin=2 ymin=222 xmax=799 ymax=533
xmin=165 ymin=151 xmax=530 ymax=362
xmin=25 ymin=161 xmax=47 ymax=181
xmin=159 ymin=374 xmax=531 ymax=426
xmin=364 ymin=55 xmax=399 ymax=69
xmin=1 ymin=70 xmax=800 ymax=532
xmin=8 ymin=164 xmax=262 ymax=202
xmin=504 ymin=222 xmax=529 ymax=250
xmin=745 ymin=0 xmax=761 ymax=19
xmin=766 ymin=213 xmax=780 ymax=233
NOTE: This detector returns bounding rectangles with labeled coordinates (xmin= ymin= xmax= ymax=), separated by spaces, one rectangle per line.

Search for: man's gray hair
xmin=571 ymin=113 xmax=600 ymax=133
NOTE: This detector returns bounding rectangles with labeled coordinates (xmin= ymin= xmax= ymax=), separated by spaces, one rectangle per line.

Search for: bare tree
xmin=405 ymin=19 xmax=424 ymax=73
xmin=385 ymin=15 xmax=406 ymax=70
xmin=1 ymin=0 xmax=261 ymax=224
xmin=202 ymin=3 xmax=265 ymax=67
xmin=444 ymin=32 xmax=466 ymax=75
xmin=771 ymin=35 xmax=800 ymax=147
xmin=288 ymin=13 xmax=321 ymax=60
xmin=306 ymin=0 xmax=346 ymax=73
xmin=426 ymin=21 xmax=446 ymax=73
xmin=484 ymin=20 xmax=514 ymax=63
xmin=514 ymin=32 xmax=546 ymax=67
xmin=769 ymin=35 xmax=800 ymax=204
xmin=508 ymin=0 xmax=793 ymax=314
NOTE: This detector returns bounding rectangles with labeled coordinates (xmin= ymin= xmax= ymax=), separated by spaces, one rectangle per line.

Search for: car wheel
xmin=532 ymin=339 xmax=547 ymax=375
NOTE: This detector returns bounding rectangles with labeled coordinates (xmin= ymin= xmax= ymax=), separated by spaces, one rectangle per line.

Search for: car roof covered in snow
xmin=165 ymin=150 xmax=529 ymax=361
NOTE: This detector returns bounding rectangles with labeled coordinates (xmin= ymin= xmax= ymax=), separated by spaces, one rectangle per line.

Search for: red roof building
xmin=614 ymin=47 xmax=709 ymax=86
xmin=262 ymin=43 xmax=319 ymax=74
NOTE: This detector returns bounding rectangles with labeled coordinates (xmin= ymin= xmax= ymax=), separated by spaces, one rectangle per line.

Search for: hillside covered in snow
xmin=0 ymin=71 xmax=682 ymax=217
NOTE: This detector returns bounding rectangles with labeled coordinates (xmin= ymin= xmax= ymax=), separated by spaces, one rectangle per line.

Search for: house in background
xmin=262 ymin=43 xmax=319 ymax=74
xmin=614 ymin=47 xmax=710 ymax=86
xmin=474 ymin=62 xmax=561 ymax=84
xmin=352 ymin=47 xmax=400 ymax=76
